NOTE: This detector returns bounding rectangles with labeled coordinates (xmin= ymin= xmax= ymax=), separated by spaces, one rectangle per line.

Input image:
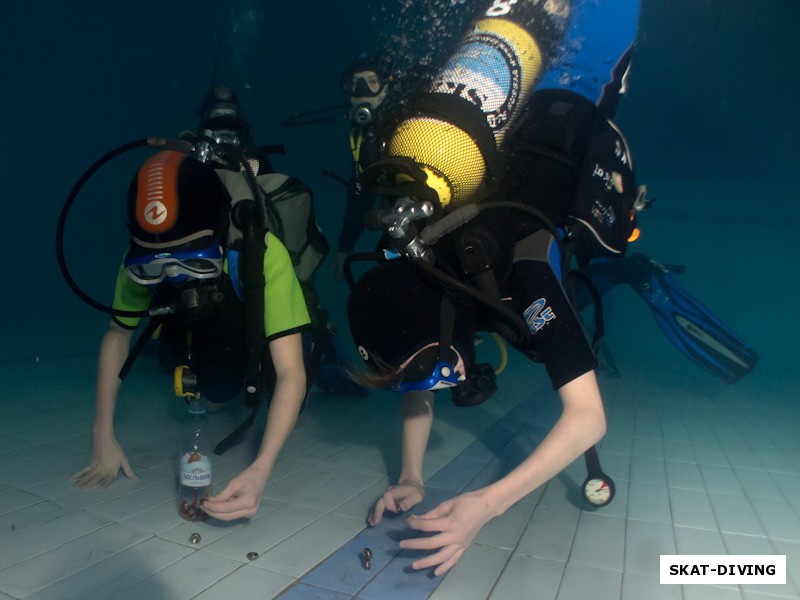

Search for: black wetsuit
xmin=336 ymin=119 xmax=385 ymax=255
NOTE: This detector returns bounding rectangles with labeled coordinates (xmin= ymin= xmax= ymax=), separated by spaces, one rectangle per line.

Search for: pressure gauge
xmin=582 ymin=475 xmax=615 ymax=506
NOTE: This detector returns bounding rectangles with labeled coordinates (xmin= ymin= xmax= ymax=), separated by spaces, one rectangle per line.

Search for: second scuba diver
xmin=342 ymin=0 xmax=755 ymax=577
xmin=330 ymin=52 xmax=396 ymax=281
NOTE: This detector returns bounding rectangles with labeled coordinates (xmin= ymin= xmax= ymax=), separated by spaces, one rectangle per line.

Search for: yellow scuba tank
xmin=386 ymin=0 xmax=572 ymax=208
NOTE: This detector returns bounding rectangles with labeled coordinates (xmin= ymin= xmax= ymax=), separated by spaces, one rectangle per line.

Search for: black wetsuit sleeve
xmin=507 ymin=259 xmax=598 ymax=390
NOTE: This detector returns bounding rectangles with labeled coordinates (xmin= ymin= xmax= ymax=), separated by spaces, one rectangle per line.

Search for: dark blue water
xmin=2 ymin=0 xmax=798 ymax=376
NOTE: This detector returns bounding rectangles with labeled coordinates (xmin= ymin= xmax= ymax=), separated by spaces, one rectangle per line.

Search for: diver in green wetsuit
xmin=72 ymin=150 xmax=310 ymax=521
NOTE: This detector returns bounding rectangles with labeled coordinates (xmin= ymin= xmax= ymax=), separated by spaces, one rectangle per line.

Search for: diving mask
xmin=389 ymin=360 xmax=464 ymax=393
xmin=388 ymin=343 xmax=466 ymax=393
xmin=124 ymin=244 xmax=224 ymax=285
xmin=343 ymin=71 xmax=387 ymax=98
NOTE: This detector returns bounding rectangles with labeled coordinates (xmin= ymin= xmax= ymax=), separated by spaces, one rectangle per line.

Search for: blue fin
xmin=632 ymin=254 xmax=758 ymax=383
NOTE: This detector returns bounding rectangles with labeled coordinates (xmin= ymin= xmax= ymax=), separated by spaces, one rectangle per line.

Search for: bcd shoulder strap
xmin=214 ymin=199 xmax=268 ymax=455
xmin=234 ymin=200 xmax=267 ymax=398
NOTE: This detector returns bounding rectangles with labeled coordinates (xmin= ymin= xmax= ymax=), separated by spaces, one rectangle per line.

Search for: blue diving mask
xmin=386 ymin=341 xmax=467 ymax=394
xmin=389 ymin=360 xmax=464 ymax=393
xmin=124 ymin=244 xmax=224 ymax=285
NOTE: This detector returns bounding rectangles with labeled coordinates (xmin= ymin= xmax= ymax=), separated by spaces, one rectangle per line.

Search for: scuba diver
xmin=188 ymin=84 xmax=363 ymax=395
xmin=342 ymin=0 xmax=756 ymax=576
xmin=71 ymin=150 xmax=309 ymax=521
xmin=191 ymin=83 xmax=278 ymax=173
xmin=330 ymin=52 xmax=396 ymax=281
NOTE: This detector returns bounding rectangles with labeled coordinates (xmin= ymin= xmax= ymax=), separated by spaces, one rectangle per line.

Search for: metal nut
xmin=246 ymin=551 xmax=259 ymax=561
xmin=189 ymin=533 xmax=201 ymax=544
xmin=361 ymin=547 xmax=373 ymax=569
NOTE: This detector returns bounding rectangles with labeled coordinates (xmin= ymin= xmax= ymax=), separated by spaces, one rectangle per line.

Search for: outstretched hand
xmin=368 ymin=481 xmax=424 ymax=526
xmin=202 ymin=465 xmax=269 ymax=521
xmin=71 ymin=438 xmax=137 ymax=489
xmin=400 ymin=491 xmax=492 ymax=576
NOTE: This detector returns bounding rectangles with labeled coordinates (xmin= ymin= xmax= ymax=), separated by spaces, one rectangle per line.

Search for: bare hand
xmin=400 ymin=491 xmax=492 ymax=576
xmin=368 ymin=481 xmax=424 ymax=526
xmin=71 ymin=438 xmax=137 ymax=489
xmin=202 ymin=465 xmax=268 ymax=521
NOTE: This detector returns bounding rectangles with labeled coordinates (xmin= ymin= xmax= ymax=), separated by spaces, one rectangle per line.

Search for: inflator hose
xmin=56 ymin=137 xmax=199 ymax=318
xmin=56 ymin=138 xmax=153 ymax=318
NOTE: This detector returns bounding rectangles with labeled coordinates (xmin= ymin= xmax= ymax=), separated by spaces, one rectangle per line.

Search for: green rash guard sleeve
xmin=263 ymin=232 xmax=311 ymax=340
xmin=111 ymin=266 xmax=151 ymax=329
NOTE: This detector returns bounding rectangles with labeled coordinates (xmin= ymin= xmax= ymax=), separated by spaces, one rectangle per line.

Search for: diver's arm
xmin=399 ymin=390 xmax=434 ymax=489
xmin=253 ymin=332 xmax=307 ymax=475
xmin=93 ymin=322 xmax=132 ymax=437
xmin=369 ymin=390 xmax=433 ymax=525
xmin=202 ymin=332 xmax=306 ymax=520
xmin=72 ymin=320 xmax=138 ymax=488
xmin=475 ymin=370 xmax=605 ymax=514
xmin=402 ymin=370 xmax=606 ymax=575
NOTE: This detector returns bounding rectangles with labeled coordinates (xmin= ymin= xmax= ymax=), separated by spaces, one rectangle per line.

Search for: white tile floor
xmin=0 ymin=336 xmax=800 ymax=600
xmin=1 ymin=274 xmax=799 ymax=599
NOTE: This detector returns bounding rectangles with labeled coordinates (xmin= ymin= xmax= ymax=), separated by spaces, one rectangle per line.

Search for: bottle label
xmin=180 ymin=452 xmax=212 ymax=487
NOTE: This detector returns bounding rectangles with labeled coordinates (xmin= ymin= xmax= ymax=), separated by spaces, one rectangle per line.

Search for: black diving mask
xmin=343 ymin=73 xmax=387 ymax=98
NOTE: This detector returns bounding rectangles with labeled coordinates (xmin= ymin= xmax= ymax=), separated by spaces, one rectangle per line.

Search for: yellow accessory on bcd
xmin=174 ymin=365 xmax=199 ymax=399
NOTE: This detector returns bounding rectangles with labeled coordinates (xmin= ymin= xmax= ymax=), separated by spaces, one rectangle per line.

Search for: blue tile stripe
xmin=278 ymin=393 xmax=562 ymax=599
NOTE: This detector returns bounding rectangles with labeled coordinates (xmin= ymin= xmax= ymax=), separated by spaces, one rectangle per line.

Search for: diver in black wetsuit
xmin=331 ymin=35 xmax=757 ymax=385
xmin=330 ymin=52 xmax=395 ymax=281
xmin=339 ymin=0 xmax=757 ymax=578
